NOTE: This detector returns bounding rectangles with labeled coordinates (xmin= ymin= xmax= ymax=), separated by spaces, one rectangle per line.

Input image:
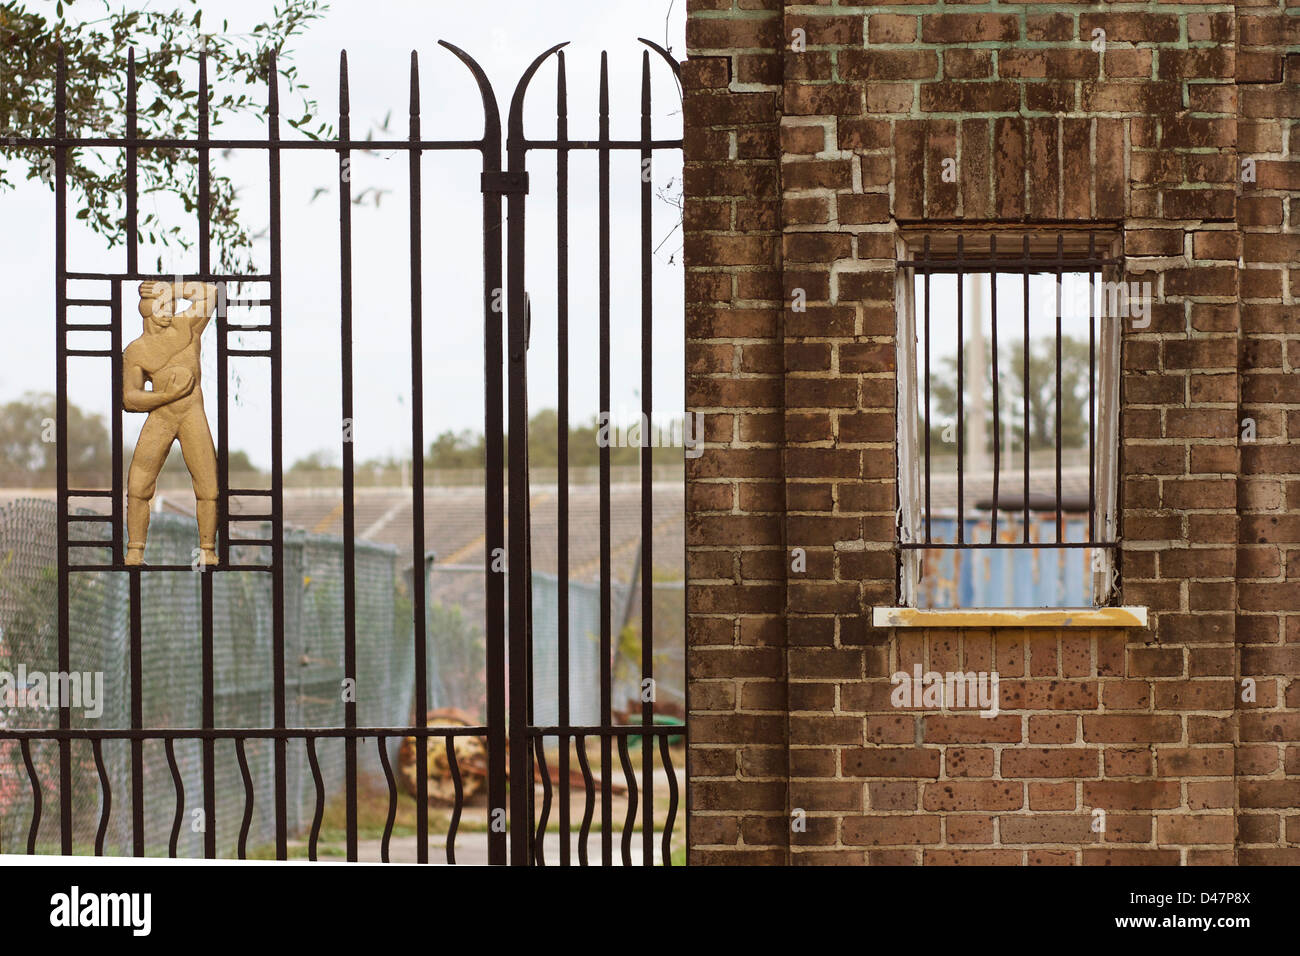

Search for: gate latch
xmin=510 ymin=293 xmax=531 ymax=361
xmin=481 ymin=171 xmax=529 ymax=195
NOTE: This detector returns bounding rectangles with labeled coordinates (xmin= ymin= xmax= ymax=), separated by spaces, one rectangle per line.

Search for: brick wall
xmin=1235 ymin=6 xmax=1300 ymax=865
xmin=684 ymin=0 xmax=1299 ymax=865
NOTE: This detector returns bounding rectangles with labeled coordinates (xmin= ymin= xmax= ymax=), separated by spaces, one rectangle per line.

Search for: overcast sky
xmin=0 ymin=0 xmax=686 ymax=471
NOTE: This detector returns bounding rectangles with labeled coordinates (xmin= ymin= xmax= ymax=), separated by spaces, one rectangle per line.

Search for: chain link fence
xmin=425 ymin=564 xmax=685 ymax=726
xmin=0 ymin=497 xmax=410 ymax=857
xmin=0 ymin=497 xmax=685 ymax=856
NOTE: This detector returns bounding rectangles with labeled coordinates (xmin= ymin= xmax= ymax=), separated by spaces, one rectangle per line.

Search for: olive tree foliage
xmin=0 ymin=0 xmax=332 ymax=273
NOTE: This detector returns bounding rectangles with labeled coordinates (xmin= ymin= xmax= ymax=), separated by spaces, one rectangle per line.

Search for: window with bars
xmin=894 ymin=230 xmax=1124 ymax=609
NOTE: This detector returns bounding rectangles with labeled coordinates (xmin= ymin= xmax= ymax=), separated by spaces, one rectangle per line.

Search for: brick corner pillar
xmin=683 ymin=0 xmax=1300 ymax=866
xmin=1233 ymin=1 xmax=1300 ymax=866
xmin=780 ymin=3 xmax=902 ymax=864
xmin=684 ymin=0 xmax=791 ymax=864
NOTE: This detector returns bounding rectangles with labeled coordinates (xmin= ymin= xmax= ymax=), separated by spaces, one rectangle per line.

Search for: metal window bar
xmin=3 ymin=39 xmax=684 ymax=867
xmin=956 ymin=236 xmax=964 ymax=545
xmin=1087 ymin=232 xmax=1096 ymax=546
xmin=1023 ymin=235 xmax=1031 ymax=545
xmin=989 ymin=235 xmax=999 ymax=541
xmin=898 ymin=232 xmax=1121 ymax=556
xmin=923 ymin=236 xmax=931 ymax=545
xmin=1055 ymin=233 xmax=1064 ymax=544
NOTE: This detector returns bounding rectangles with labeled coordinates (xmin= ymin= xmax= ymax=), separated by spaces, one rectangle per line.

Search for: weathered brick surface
xmin=1234 ymin=0 xmax=1300 ymax=867
xmin=685 ymin=0 xmax=1298 ymax=865
xmin=684 ymin=4 xmax=790 ymax=867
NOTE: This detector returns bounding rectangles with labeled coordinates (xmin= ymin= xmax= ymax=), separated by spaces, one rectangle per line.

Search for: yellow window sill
xmin=871 ymin=607 xmax=1149 ymax=629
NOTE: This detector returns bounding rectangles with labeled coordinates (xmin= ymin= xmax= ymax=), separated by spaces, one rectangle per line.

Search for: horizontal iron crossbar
xmin=900 ymin=541 xmax=1118 ymax=551
xmin=900 ymin=256 xmax=1122 ymax=270
xmin=0 ymin=136 xmax=682 ymax=150
xmin=0 ymin=727 xmax=489 ymax=740
xmin=528 ymin=725 xmax=685 ymax=736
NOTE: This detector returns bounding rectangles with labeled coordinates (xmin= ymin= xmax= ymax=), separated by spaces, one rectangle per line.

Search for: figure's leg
xmin=178 ymin=406 xmax=219 ymax=567
xmin=125 ymin=414 xmax=175 ymax=564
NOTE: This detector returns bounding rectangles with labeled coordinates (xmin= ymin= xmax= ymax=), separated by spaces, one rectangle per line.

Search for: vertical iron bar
xmin=197 ymin=50 xmax=217 ymax=862
xmin=55 ymin=46 xmax=72 ymax=855
xmin=1088 ymin=233 xmax=1097 ymax=546
xmin=118 ymin=52 xmax=133 ymax=562
xmin=197 ymin=52 xmax=211 ymax=273
xmin=119 ymin=61 xmax=133 ymax=802
xmin=639 ymin=50 xmax=655 ymax=867
xmin=267 ymin=51 xmax=289 ymax=860
xmin=217 ymin=293 xmax=229 ymax=568
xmin=435 ymin=38 xmax=509 ymax=866
xmin=556 ymin=50 xmax=572 ymax=867
xmin=923 ymin=237 xmax=931 ymax=545
xmin=337 ymin=51 xmax=359 ymax=863
xmin=598 ymin=51 xmax=613 ymax=867
xmin=126 ymin=48 xmax=138 ymax=276
xmin=505 ymin=54 xmax=537 ymax=870
xmin=110 ymin=286 xmax=123 ymax=560
xmin=1022 ymin=235 xmax=1030 ymax=542
xmin=211 ymin=108 xmax=229 ymax=578
xmin=473 ymin=55 xmax=508 ymax=871
xmin=408 ymin=51 xmax=430 ymax=865
xmin=129 ymin=574 xmax=143 ymax=854
xmin=1055 ymin=234 xmax=1063 ymax=544
xmin=201 ymin=572 xmax=215 ymax=857
xmin=956 ymin=236 xmax=964 ymax=545
xmin=989 ymin=237 xmax=999 ymax=543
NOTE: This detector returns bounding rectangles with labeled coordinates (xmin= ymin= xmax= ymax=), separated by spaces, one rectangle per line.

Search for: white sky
xmin=917 ymin=271 xmax=1102 ymax=438
xmin=919 ymin=271 xmax=1100 ymax=366
xmin=0 ymin=0 xmax=686 ymax=471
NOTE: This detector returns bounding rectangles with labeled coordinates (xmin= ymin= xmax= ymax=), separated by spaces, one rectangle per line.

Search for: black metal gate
xmin=2 ymin=39 xmax=683 ymax=865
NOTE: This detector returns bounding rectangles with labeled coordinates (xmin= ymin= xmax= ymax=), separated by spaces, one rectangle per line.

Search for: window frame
xmin=889 ymin=227 xmax=1130 ymax=620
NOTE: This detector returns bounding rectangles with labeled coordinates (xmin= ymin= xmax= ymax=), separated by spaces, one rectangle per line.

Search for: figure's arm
xmin=123 ymin=356 xmax=194 ymax=412
xmin=173 ymin=281 xmax=220 ymax=333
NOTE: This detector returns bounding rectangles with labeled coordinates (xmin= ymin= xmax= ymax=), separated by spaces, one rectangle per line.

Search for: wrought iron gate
xmin=1 ymin=38 xmax=683 ymax=865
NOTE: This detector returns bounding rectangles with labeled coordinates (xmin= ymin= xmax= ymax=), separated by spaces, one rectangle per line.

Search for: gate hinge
xmin=481 ymin=171 xmax=529 ymax=195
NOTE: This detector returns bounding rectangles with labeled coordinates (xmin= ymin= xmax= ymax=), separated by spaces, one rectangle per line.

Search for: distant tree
xmin=0 ymin=391 xmax=110 ymax=479
xmin=289 ymin=448 xmax=338 ymax=473
xmin=423 ymin=409 xmax=647 ymax=470
xmin=555 ymin=412 xmax=639 ymax=468
xmin=424 ymin=429 xmax=483 ymax=471
xmin=925 ymin=335 xmax=1091 ymax=453
xmin=227 ymin=449 xmax=258 ymax=473
xmin=0 ymin=0 xmax=331 ymax=272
